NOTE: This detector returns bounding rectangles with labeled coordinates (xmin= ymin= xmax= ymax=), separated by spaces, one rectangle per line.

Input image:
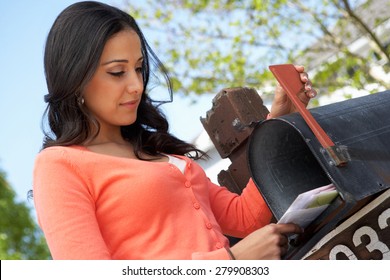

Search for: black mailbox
xmin=248 ymin=90 xmax=390 ymax=259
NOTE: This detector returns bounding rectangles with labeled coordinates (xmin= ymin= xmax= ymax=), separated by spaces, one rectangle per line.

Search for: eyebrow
xmin=101 ymin=57 xmax=143 ymax=66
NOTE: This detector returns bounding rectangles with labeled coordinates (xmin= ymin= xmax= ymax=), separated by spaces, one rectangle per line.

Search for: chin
xmin=121 ymin=119 xmax=137 ymax=126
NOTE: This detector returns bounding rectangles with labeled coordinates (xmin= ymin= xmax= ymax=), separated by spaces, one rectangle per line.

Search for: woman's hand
xmin=229 ymin=223 xmax=303 ymax=260
xmin=269 ymin=65 xmax=317 ymax=118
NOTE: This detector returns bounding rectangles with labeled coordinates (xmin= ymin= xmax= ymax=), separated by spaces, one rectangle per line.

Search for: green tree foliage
xmin=126 ymin=0 xmax=389 ymax=99
xmin=0 ymin=170 xmax=50 ymax=259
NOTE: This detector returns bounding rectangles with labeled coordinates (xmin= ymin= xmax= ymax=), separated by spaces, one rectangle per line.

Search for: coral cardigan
xmin=33 ymin=146 xmax=272 ymax=260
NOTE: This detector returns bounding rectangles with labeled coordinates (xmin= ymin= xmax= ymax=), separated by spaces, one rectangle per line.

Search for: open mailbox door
xmin=248 ymin=65 xmax=390 ymax=259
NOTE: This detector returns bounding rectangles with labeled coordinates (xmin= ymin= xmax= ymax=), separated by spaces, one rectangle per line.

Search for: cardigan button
xmin=185 ymin=181 xmax=191 ymax=188
xmin=193 ymin=202 xmax=200 ymax=209
xmin=216 ymin=242 xmax=223 ymax=249
xmin=206 ymin=222 xmax=213 ymax=229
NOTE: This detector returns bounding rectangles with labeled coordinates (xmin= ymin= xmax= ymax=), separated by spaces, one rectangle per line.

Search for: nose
xmin=126 ymin=71 xmax=144 ymax=96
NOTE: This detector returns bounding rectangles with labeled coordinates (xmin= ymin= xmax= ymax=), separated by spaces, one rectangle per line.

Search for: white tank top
xmin=167 ymin=155 xmax=186 ymax=174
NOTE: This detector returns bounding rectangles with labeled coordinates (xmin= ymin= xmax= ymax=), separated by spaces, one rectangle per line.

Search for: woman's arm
xmin=208 ymin=179 xmax=273 ymax=238
xmin=33 ymin=148 xmax=111 ymax=259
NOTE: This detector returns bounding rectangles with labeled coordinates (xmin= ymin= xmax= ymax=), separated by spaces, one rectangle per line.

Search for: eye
xmin=135 ymin=67 xmax=143 ymax=73
xmin=108 ymin=71 xmax=125 ymax=77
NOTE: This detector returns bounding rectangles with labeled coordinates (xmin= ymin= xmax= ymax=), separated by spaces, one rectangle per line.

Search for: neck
xmin=84 ymin=125 xmax=127 ymax=146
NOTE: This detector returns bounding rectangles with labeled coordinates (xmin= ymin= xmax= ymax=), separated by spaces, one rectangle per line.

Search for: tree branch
xmin=340 ymin=0 xmax=390 ymax=63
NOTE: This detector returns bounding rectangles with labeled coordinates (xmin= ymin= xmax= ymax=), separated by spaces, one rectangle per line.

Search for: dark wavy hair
xmin=42 ymin=1 xmax=205 ymax=159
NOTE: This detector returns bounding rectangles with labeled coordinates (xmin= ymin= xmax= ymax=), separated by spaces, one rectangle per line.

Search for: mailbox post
xmin=200 ymin=87 xmax=269 ymax=194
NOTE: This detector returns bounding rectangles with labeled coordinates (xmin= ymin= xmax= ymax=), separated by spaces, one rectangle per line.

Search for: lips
xmin=120 ymin=100 xmax=139 ymax=108
xmin=120 ymin=100 xmax=137 ymax=105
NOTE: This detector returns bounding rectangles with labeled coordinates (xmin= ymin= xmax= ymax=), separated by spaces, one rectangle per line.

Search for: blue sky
xmin=0 ymin=0 xmax=213 ymax=208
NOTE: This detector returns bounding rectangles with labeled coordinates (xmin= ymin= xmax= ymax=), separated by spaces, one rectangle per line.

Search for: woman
xmin=33 ymin=1 xmax=317 ymax=260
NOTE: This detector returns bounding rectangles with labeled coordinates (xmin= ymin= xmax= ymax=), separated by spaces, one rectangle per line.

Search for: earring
xmin=78 ymin=97 xmax=85 ymax=106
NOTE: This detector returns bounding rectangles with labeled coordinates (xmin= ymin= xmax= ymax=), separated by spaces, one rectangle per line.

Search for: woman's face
xmin=82 ymin=30 xmax=144 ymax=132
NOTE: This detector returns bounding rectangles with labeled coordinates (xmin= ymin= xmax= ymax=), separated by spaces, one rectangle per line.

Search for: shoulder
xmin=36 ymin=145 xmax=86 ymax=159
xmin=33 ymin=146 xmax=94 ymax=190
xmin=34 ymin=145 xmax=89 ymax=171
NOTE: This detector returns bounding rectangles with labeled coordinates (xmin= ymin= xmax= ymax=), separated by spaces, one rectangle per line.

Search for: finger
xmin=302 ymin=78 xmax=317 ymax=98
xmin=280 ymin=243 xmax=289 ymax=256
xmin=279 ymin=234 xmax=289 ymax=246
xmin=277 ymin=235 xmax=290 ymax=257
xmin=304 ymin=79 xmax=312 ymax=88
xmin=304 ymin=84 xmax=317 ymax=98
xmin=294 ymin=65 xmax=305 ymax=73
xmin=299 ymin=72 xmax=309 ymax=83
xmin=306 ymin=88 xmax=317 ymax=98
xmin=277 ymin=223 xmax=303 ymax=235
xmin=296 ymin=90 xmax=311 ymax=107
